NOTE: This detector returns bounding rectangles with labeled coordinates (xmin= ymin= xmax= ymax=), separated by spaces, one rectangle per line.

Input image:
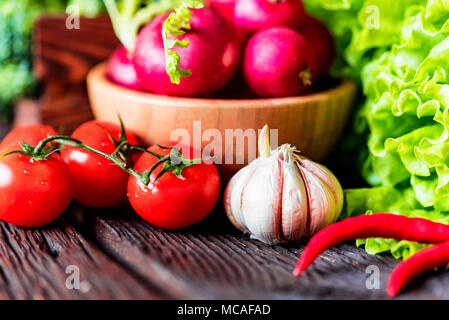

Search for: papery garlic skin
xmin=281 ymin=149 xmax=308 ymax=242
xmin=296 ymin=155 xmax=344 ymax=223
xmin=224 ymin=126 xmax=344 ymax=245
xmin=240 ymin=153 xmax=283 ymax=244
xmin=298 ymin=166 xmax=337 ymax=236
xmin=223 ymin=160 xmax=258 ymax=233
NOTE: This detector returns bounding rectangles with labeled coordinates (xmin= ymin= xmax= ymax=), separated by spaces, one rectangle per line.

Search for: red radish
xmin=233 ymin=0 xmax=306 ymax=36
xmin=106 ymin=46 xmax=141 ymax=90
xmin=243 ymin=26 xmax=317 ymax=98
xmin=206 ymin=0 xmax=246 ymax=47
xmin=206 ymin=0 xmax=235 ymax=21
xmin=298 ymin=16 xmax=335 ymax=79
xmin=133 ymin=8 xmax=241 ymax=97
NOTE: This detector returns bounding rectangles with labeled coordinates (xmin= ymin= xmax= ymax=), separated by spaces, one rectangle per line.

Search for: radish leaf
xmin=103 ymin=0 xmax=182 ymax=52
xmin=162 ymin=0 xmax=204 ymax=84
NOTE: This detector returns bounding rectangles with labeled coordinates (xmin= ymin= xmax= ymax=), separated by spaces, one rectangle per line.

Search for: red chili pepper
xmin=387 ymin=240 xmax=449 ymax=297
xmin=293 ymin=214 xmax=449 ymax=276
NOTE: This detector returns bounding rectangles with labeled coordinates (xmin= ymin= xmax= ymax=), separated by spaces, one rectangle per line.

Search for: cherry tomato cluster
xmin=0 ymin=121 xmax=220 ymax=229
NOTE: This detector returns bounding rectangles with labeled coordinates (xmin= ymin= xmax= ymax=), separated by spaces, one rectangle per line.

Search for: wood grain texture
xmin=0 ymin=217 xmax=162 ymax=299
xmin=39 ymin=83 xmax=94 ymax=134
xmin=34 ymin=15 xmax=118 ymax=84
xmin=34 ymin=15 xmax=119 ymax=134
xmin=82 ymin=207 xmax=449 ymax=300
xmin=0 ymin=204 xmax=448 ymax=300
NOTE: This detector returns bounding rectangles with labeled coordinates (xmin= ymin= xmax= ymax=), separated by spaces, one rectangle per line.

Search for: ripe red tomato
xmin=61 ymin=120 xmax=140 ymax=208
xmin=127 ymin=144 xmax=221 ymax=230
xmin=0 ymin=125 xmax=57 ymax=151
xmin=0 ymin=150 xmax=73 ymax=227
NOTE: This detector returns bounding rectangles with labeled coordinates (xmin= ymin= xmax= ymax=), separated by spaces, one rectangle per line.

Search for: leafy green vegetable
xmin=304 ymin=0 xmax=449 ymax=259
xmin=161 ymin=0 xmax=204 ymax=84
xmin=67 ymin=0 xmax=105 ymax=18
xmin=0 ymin=0 xmax=104 ymax=117
xmin=103 ymin=0 xmax=182 ymax=52
xmin=0 ymin=1 xmax=62 ymax=116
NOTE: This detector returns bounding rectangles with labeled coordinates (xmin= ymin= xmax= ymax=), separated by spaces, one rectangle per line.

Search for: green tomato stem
xmin=31 ymin=135 xmax=206 ymax=187
xmin=33 ymin=135 xmax=148 ymax=184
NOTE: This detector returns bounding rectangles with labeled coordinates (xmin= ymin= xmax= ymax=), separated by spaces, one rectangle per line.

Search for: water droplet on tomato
xmin=69 ymin=150 xmax=88 ymax=163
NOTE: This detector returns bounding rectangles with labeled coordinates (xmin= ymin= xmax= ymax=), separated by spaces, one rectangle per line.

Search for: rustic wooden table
xmin=0 ymin=121 xmax=448 ymax=300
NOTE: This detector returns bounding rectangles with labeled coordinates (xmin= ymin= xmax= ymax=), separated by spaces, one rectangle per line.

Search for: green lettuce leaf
xmin=304 ymin=0 xmax=449 ymax=259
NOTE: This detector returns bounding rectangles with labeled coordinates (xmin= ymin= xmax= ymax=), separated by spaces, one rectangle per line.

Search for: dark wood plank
xmin=87 ymin=214 xmax=384 ymax=299
xmin=0 ymin=216 xmax=162 ymax=299
xmin=39 ymin=84 xmax=94 ymax=134
xmin=34 ymin=15 xmax=118 ymax=85
xmin=34 ymin=15 xmax=119 ymax=134
xmin=75 ymin=206 xmax=449 ymax=300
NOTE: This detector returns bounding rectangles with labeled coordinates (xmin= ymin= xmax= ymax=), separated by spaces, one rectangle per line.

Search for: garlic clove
xmin=224 ymin=159 xmax=262 ymax=234
xmin=296 ymin=155 xmax=343 ymax=223
xmin=281 ymin=150 xmax=308 ymax=242
xmin=298 ymin=165 xmax=338 ymax=236
xmin=240 ymin=153 xmax=283 ymax=245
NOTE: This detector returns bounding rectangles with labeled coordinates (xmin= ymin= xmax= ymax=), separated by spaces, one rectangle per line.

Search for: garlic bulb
xmin=224 ymin=125 xmax=343 ymax=245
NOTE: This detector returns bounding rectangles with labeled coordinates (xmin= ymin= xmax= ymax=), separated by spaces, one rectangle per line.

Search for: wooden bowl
xmin=87 ymin=63 xmax=356 ymax=181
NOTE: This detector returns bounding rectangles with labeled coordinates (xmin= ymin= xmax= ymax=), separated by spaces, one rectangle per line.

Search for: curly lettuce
xmin=304 ymin=0 xmax=449 ymax=259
